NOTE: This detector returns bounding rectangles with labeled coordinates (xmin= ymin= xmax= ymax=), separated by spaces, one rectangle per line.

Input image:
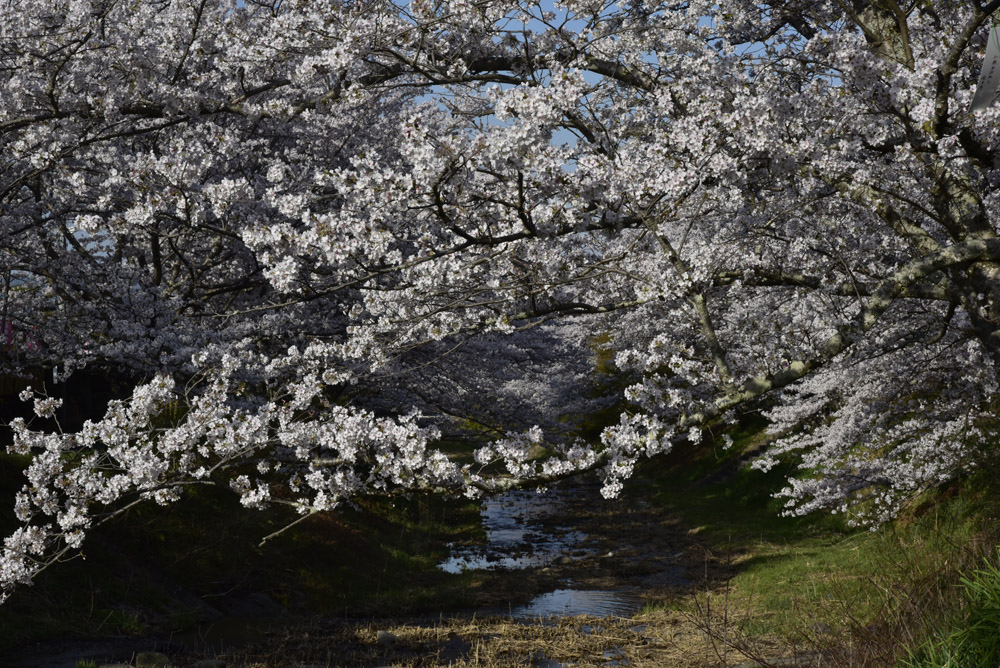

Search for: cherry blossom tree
xmin=3 ymin=0 xmax=1000 ymax=601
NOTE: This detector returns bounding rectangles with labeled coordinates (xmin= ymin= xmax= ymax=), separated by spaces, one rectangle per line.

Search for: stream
xmin=0 ymin=481 xmax=694 ymax=667
xmin=439 ymin=484 xmax=674 ymax=618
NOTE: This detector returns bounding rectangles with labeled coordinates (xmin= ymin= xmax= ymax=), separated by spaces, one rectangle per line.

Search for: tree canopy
xmin=3 ymin=0 xmax=1000 ymax=601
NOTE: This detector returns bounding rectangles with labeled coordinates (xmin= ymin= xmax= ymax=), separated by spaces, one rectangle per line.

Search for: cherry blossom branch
xmin=693 ymin=238 xmax=1000 ymax=424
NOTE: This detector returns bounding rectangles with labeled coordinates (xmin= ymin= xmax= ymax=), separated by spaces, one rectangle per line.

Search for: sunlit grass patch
xmin=636 ymin=419 xmax=1000 ymax=666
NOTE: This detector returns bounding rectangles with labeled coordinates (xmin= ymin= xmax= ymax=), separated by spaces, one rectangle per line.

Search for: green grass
xmin=900 ymin=553 xmax=1000 ymax=668
xmin=4 ymin=410 xmax=1000 ymax=666
xmin=636 ymin=417 xmax=1000 ymax=661
xmin=715 ymin=494 xmax=989 ymax=639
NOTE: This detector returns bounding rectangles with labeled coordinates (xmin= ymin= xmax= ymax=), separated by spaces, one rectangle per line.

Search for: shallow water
xmin=509 ymin=587 xmax=643 ymax=618
xmin=439 ymin=488 xmax=594 ymax=574
xmin=438 ymin=486 xmax=659 ymax=619
xmin=4 ymin=485 xmax=689 ymax=666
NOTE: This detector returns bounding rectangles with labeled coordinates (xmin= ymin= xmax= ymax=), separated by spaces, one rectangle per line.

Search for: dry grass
xmin=210 ymin=608 xmax=803 ymax=668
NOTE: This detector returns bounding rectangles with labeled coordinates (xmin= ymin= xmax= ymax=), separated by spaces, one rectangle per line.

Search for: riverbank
xmin=204 ymin=610 xmax=794 ymax=668
xmin=198 ymin=449 xmax=999 ymax=668
xmin=0 ymin=476 xmax=719 ymax=667
xmin=3 ymin=424 xmax=999 ymax=668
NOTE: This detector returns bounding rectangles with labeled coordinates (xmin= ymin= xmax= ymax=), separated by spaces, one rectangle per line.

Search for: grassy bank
xmin=164 ymin=421 xmax=1000 ymax=668
xmin=633 ymin=419 xmax=1000 ymax=667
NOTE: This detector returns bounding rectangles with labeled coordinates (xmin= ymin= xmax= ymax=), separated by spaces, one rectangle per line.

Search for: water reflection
xmin=439 ymin=488 xmax=592 ymax=574
xmin=509 ymin=588 xmax=642 ymax=618
xmin=439 ymin=487 xmax=654 ymax=619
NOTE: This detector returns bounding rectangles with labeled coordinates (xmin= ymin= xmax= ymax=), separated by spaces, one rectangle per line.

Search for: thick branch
xmin=689 ymin=238 xmax=1000 ymax=425
xmin=713 ymin=269 xmax=961 ymax=301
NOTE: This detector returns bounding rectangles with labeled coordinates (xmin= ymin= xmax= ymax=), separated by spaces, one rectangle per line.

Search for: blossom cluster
xmin=3 ymin=0 xmax=1000 ymax=599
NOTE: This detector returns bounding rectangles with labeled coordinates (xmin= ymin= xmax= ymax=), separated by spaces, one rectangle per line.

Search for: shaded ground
xmin=184 ymin=480 xmax=809 ymax=668
xmin=4 ymin=421 xmax=998 ymax=667
xmin=1 ymin=478 xmax=759 ymax=667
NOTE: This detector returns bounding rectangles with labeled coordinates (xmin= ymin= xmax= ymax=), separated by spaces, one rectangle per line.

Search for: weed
xmin=900 ymin=552 xmax=1000 ymax=668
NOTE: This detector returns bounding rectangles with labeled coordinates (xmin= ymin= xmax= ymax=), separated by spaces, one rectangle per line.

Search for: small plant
xmin=74 ymin=660 xmax=98 ymax=668
xmin=97 ymin=607 xmax=146 ymax=636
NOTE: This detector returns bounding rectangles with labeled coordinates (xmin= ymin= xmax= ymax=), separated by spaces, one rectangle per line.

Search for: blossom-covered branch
xmin=4 ymin=0 xmax=1000 ymax=599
